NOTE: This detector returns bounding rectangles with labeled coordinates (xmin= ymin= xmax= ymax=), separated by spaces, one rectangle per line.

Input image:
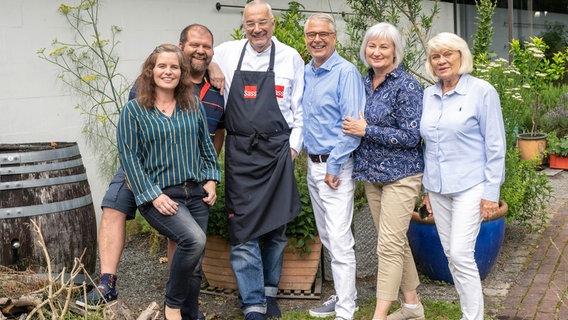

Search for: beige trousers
xmin=364 ymin=173 xmax=423 ymax=301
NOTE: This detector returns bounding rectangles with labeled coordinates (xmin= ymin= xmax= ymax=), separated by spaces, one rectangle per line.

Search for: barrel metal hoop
xmin=0 ymin=194 xmax=93 ymax=219
xmin=0 ymin=144 xmax=80 ymax=165
xmin=0 ymin=173 xmax=88 ymax=190
xmin=0 ymin=158 xmax=84 ymax=175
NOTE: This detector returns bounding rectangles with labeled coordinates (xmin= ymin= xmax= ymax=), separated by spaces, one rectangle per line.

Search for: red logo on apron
xmin=275 ymin=85 xmax=284 ymax=98
xmin=244 ymin=85 xmax=257 ymax=99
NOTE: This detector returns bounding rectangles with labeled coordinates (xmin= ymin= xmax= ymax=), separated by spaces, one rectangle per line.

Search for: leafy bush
xmin=500 ymin=149 xmax=553 ymax=230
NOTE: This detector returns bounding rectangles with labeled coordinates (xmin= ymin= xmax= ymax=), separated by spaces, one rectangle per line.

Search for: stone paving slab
xmin=496 ymin=206 xmax=568 ymax=319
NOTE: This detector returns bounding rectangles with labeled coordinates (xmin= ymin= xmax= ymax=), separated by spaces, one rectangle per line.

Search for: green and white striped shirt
xmin=117 ymin=99 xmax=221 ymax=206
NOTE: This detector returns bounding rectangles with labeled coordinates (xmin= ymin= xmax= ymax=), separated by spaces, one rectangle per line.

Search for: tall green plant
xmin=472 ymin=0 xmax=496 ymax=63
xmin=37 ymin=0 xmax=131 ymax=179
xmin=510 ymin=37 xmax=568 ymax=134
xmin=344 ymin=0 xmax=439 ymax=84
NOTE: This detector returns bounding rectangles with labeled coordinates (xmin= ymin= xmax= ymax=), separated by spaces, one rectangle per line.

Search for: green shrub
xmin=500 ymin=149 xmax=553 ymax=230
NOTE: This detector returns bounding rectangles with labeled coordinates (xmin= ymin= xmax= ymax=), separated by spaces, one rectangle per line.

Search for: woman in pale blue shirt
xmin=117 ymin=44 xmax=221 ymax=320
xmin=419 ymin=33 xmax=506 ymax=320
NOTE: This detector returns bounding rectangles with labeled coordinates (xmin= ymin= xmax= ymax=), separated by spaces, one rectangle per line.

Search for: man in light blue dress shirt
xmin=302 ymin=13 xmax=365 ymax=320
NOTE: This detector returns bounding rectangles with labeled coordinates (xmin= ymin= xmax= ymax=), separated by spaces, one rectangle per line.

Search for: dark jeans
xmin=139 ymin=181 xmax=208 ymax=311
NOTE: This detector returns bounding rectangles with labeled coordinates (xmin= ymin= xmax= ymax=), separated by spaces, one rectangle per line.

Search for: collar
xmin=433 ymin=73 xmax=470 ymax=96
xmin=366 ymin=64 xmax=404 ymax=80
xmin=245 ymin=36 xmax=277 ymax=56
xmin=308 ymin=50 xmax=339 ymax=72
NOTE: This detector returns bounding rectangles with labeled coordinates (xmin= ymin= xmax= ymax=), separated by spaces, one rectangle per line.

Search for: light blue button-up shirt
xmin=420 ymin=73 xmax=506 ymax=202
xmin=302 ymin=51 xmax=365 ymax=175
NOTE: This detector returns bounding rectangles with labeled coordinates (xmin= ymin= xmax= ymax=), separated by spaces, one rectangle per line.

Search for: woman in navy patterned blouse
xmin=342 ymin=23 xmax=425 ymax=320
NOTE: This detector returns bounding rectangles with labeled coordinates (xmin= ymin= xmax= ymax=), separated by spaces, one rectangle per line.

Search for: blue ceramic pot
xmin=407 ymin=201 xmax=508 ymax=284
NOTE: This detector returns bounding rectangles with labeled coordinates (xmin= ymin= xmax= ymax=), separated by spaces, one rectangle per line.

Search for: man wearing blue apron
xmin=212 ymin=1 xmax=304 ymax=319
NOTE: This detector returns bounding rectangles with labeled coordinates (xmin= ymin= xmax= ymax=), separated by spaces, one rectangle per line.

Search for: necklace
xmin=156 ymin=100 xmax=176 ymax=113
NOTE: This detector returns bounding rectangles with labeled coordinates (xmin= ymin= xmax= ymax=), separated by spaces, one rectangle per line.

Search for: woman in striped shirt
xmin=117 ymin=44 xmax=221 ymax=320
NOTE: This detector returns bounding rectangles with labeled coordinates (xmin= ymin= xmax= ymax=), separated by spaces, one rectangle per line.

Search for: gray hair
xmin=304 ymin=13 xmax=336 ymax=34
xmin=359 ymin=22 xmax=405 ymax=68
xmin=425 ymin=32 xmax=473 ymax=81
xmin=243 ymin=0 xmax=274 ymax=21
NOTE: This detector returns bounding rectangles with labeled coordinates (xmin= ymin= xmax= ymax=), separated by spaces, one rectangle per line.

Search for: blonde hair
xmin=425 ymin=32 xmax=473 ymax=82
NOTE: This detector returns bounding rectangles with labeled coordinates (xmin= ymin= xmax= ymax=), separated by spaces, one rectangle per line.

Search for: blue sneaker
xmin=244 ymin=312 xmax=267 ymax=320
xmin=75 ymin=284 xmax=118 ymax=309
xmin=266 ymin=296 xmax=281 ymax=318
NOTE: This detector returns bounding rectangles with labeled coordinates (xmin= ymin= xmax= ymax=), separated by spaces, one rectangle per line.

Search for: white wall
xmin=0 ymin=0 xmax=357 ymax=223
xmin=0 ymin=0 xmax=455 ymax=224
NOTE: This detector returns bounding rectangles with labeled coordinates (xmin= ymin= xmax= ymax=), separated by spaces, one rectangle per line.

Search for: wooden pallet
xmin=200 ymin=277 xmax=322 ymax=300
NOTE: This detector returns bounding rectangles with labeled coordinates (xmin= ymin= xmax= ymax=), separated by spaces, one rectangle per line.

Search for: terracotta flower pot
xmin=407 ymin=201 xmax=508 ymax=284
xmin=202 ymin=235 xmax=322 ymax=291
xmin=516 ymin=133 xmax=547 ymax=162
xmin=550 ymin=154 xmax=568 ymax=170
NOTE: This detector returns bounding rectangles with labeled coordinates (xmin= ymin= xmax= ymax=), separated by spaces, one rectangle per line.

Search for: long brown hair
xmin=137 ymin=44 xmax=197 ymax=110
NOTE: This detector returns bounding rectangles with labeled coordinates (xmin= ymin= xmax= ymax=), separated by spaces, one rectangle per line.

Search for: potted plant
xmin=511 ymin=38 xmax=568 ymax=162
xmin=202 ymin=151 xmax=322 ymax=292
xmin=548 ymin=133 xmax=568 ymax=170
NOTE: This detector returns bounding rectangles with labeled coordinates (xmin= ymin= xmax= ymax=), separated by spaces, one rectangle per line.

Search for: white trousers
xmin=307 ymin=158 xmax=357 ymax=320
xmin=428 ymin=183 xmax=484 ymax=320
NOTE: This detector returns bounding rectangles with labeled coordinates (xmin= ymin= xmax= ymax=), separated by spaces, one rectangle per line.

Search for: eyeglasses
xmin=243 ymin=19 xmax=273 ymax=31
xmin=305 ymin=32 xmax=335 ymax=40
xmin=430 ymin=50 xmax=459 ymax=62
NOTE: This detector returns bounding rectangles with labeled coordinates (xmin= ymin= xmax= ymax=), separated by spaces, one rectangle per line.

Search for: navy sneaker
xmin=244 ymin=312 xmax=267 ymax=320
xmin=75 ymin=284 xmax=118 ymax=309
xmin=76 ymin=273 xmax=118 ymax=309
xmin=266 ymin=296 xmax=281 ymax=318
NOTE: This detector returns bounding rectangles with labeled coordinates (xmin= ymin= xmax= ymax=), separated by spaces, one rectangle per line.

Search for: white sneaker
xmin=386 ymin=301 xmax=425 ymax=320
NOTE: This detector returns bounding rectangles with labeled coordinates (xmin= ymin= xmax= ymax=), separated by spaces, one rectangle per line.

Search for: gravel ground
xmin=103 ymin=170 xmax=568 ymax=319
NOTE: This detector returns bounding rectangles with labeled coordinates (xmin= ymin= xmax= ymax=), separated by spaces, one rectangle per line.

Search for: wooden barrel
xmin=0 ymin=142 xmax=97 ymax=276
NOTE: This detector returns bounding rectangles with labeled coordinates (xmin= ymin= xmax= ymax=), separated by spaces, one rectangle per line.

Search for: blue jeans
xmin=139 ymin=181 xmax=207 ymax=309
xmin=230 ymin=225 xmax=287 ymax=315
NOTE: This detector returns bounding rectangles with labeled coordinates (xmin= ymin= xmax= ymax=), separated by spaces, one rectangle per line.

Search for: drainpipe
xmin=508 ymin=0 xmax=513 ymax=62
xmin=453 ymin=0 xmax=458 ymax=34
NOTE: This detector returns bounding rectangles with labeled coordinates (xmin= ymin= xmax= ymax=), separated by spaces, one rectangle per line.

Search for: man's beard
xmin=190 ymin=55 xmax=210 ymax=73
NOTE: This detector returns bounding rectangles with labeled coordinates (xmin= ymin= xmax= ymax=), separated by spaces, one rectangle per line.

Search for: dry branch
xmin=136 ymin=302 xmax=160 ymax=320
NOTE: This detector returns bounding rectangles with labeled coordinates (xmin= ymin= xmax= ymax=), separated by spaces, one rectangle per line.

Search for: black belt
xmin=308 ymin=154 xmax=330 ymax=163
xmin=308 ymin=153 xmax=352 ymax=163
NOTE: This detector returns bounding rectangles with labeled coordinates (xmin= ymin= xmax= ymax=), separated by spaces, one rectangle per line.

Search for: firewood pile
xmin=0 ymin=220 xmax=160 ymax=320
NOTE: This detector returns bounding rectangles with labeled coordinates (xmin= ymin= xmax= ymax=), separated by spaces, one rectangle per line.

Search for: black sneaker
xmin=266 ymin=296 xmax=281 ymax=318
xmin=75 ymin=284 xmax=118 ymax=309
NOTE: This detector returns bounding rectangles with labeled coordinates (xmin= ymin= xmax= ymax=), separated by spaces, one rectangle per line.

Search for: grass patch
xmin=280 ymin=297 xmax=462 ymax=319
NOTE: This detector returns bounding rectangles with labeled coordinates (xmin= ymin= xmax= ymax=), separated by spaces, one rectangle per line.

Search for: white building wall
xmin=0 ymin=0 xmax=454 ymax=224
